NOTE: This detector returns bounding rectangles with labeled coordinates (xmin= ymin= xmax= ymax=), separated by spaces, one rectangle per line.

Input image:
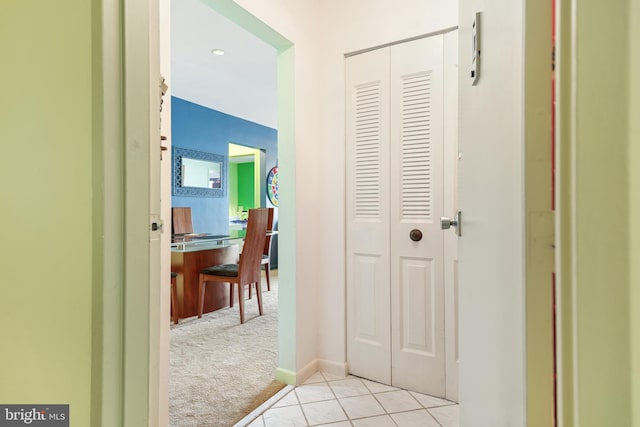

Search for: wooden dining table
xmin=170 ymin=229 xmax=277 ymax=320
xmin=170 ymin=234 xmax=243 ymax=319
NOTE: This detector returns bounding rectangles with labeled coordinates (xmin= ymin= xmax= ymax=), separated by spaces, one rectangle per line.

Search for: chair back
xmin=172 ymin=207 xmax=193 ymax=234
xmin=263 ymin=208 xmax=275 ymax=257
xmin=238 ymin=208 xmax=268 ymax=284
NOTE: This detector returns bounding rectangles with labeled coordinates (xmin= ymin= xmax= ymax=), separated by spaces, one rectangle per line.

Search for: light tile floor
xmin=241 ymin=372 xmax=459 ymax=427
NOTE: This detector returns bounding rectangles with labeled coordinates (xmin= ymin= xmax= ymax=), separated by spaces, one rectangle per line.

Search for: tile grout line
xmin=322 ymin=374 xmax=355 ymax=425
xmin=326 ymin=375 xmax=424 ymax=425
xmin=327 ymin=375 xmax=409 ymax=425
xmin=322 ymin=375 xmax=346 ymax=424
xmin=368 ymin=386 xmax=412 ymax=426
xmin=240 ymin=373 xmax=459 ymax=427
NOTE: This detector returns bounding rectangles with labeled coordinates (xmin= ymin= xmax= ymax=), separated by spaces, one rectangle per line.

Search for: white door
xmin=346 ymin=46 xmax=392 ymax=385
xmin=389 ymin=35 xmax=446 ymax=396
xmin=457 ymin=1 xmax=527 ymax=424
xmin=346 ymin=33 xmax=457 ymax=399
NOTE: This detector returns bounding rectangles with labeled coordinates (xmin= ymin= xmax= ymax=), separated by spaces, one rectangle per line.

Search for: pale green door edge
xmin=94 ymin=0 xmax=162 ymax=424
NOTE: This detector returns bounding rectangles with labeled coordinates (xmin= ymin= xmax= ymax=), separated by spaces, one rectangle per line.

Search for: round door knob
xmin=409 ymin=229 xmax=423 ymax=242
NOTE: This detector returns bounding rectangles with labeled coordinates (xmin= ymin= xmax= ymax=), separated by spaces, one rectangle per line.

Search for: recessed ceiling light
xmin=211 ymin=49 xmax=225 ymax=56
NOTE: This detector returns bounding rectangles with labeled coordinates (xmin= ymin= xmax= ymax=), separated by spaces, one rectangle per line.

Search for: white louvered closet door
xmin=346 ymin=34 xmax=451 ymax=398
xmin=389 ymin=35 xmax=446 ymax=397
xmin=346 ymin=46 xmax=391 ymax=385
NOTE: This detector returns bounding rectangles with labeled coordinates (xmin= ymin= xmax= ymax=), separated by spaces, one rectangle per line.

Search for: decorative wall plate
xmin=266 ymin=166 xmax=278 ymax=206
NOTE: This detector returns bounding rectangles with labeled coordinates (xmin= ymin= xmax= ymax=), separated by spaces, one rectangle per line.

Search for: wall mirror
xmin=172 ymin=146 xmax=227 ymax=197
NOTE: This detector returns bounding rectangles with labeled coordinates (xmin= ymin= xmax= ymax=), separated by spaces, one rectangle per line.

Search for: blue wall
xmin=172 ymin=96 xmax=278 ymax=234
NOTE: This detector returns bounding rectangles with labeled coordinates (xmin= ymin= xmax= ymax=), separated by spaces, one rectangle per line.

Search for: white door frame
xmin=191 ymin=1 xmax=298 ymax=385
xmin=442 ymin=29 xmax=460 ymax=402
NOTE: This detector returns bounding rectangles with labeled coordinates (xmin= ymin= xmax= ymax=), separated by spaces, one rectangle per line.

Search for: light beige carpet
xmin=169 ymin=272 xmax=284 ymax=427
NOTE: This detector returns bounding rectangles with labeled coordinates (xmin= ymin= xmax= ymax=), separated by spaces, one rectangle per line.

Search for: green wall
xmin=558 ymin=0 xmax=637 ymax=424
xmin=237 ymin=162 xmax=255 ymax=210
xmin=630 ymin=0 xmax=640 ymax=423
xmin=557 ymin=1 xmax=574 ymax=423
xmin=568 ymin=0 xmax=632 ymax=425
xmin=228 ymin=162 xmax=257 ymax=217
xmin=228 ymin=162 xmax=239 ymax=217
xmin=0 ymin=1 xmax=94 ymax=425
xmin=524 ymin=0 xmax=555 ymax=424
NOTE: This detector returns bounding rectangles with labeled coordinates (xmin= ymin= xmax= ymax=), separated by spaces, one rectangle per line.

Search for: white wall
xmin=235 ymin=0 xmax=457 ymax=376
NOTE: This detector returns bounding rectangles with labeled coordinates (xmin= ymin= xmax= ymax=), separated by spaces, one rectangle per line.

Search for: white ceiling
xmin=170 ymin=0 xmax=278 ymax=129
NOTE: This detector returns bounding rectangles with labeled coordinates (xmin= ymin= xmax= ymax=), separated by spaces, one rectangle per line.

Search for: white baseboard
xmin=318 ymin=359 xmax=348 ymax=378
xmin=275 ymin=359 xmax=348 ymax=385
xmin=295 ymin=359 xmax=319 ymax=385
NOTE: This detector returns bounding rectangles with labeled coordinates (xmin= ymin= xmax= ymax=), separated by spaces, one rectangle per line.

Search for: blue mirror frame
xmin=172 ymin=146 xmax=227 ymax=198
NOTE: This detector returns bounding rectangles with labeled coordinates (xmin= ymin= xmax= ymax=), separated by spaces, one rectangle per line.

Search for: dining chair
xmin=170 ymin=272 xmax=179 ymax=324
xmin=197 ymin=208 xmax=268 ymax=324
xmin=172 ymin=207 xmax=193 ymax=235
xmin=261 ymin=207 xmax=275 ymax=291
xmin=249 ymin=207 xmax=275 ymax=299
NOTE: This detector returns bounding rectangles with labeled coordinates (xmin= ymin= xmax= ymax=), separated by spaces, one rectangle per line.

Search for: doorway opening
xmin=229 ymin=143 xmax=264 ymax=220
xmin=164 ymin=0 xmax=293 ymax=425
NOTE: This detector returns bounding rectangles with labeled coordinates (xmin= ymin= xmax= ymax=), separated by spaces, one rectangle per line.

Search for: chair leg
xmin=264 ymin=264 xmax=271 ymax=291
xmin=229 ymin=282 xmax=234 ymax=307
xmin=255 ymin=280 xmax=264 ymax=316
xmin=238 ymin=282 xmax=245 ymax=324
xmin=171 ymin=276 xmax=179 ymax=324
xmin=198 ymin=274 xmax=206 ymax=318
